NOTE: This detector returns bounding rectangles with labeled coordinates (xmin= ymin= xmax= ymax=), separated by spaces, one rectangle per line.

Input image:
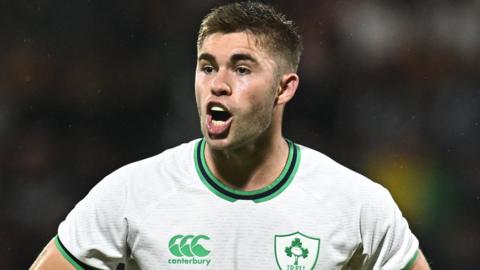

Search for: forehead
xmin=198 ymin=32 xmax=270 ymax=59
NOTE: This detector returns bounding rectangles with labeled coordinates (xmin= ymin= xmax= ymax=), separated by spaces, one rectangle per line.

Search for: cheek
xmin=194 ymin=88 xmax=204 ymax=115
xmin=195 ymin=71 xmax=209 ymax=89
xmin=238 ymin=91 xmax=274 ymax=121
xmin=246 ymin=83 xmax=276 ymax=109
xmin=194 ymin=78 xmax=206 ymax=102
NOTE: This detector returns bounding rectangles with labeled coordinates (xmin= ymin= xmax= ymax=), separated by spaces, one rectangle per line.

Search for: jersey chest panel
xmin=128 ymin=185 xmax=359 ymax=270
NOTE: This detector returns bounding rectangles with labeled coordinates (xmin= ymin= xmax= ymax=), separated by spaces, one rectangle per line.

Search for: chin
xmin=204 ymin=136 xmax=233 ymax=151
xmin=201 ymin=123 xmax=235 ymax=150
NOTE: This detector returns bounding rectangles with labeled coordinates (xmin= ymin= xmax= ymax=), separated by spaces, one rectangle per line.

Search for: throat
xmin=204 ymin=138 xmax=289 ymax=191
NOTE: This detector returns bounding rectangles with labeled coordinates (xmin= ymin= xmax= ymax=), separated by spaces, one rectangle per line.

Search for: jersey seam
xmin=130 ymin=151 xmax=199 ymax=239
xmin=293 ymin=162 xmax=364 ymax=253
xmin=121 ymin=173 xmax=130 ymax=264
xmin=125 ymin=141 xmax=199 ymax=258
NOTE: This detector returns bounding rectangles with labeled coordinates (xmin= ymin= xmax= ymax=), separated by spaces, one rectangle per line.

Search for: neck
xmin=205 ymin=131 xmax=289 ymax=191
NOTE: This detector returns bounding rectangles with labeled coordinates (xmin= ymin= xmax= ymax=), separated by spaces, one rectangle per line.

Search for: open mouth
xmin=210 ymin=105 xmax=231 ymax=122
xmin=206 ymin=103 xmax=233 ymax=138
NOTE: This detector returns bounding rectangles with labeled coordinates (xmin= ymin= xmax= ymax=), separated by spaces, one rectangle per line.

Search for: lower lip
xmin=207 ymin=115 xmax=233 ymax=138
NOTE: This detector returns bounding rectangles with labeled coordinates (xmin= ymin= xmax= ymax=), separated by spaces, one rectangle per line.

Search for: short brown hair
xmin=197 ymin=1 xmax=303 ymax=72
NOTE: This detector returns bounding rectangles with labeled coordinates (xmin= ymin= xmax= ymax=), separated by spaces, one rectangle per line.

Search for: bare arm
xmin=409 ymin=250 xmax=430 ymax=270
xmin=30 ymin=238 xmax=76 ymax=270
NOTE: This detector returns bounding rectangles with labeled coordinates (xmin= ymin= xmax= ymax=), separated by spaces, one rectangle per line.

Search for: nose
xmin=211 ymin=68 xmax=231 ymax=96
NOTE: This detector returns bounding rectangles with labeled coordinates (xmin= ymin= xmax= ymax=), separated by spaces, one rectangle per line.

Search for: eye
xmin=235 ymin=66 xmax=251 ymax=75
xmin=201 ymin=65 xmax=215 ymax=74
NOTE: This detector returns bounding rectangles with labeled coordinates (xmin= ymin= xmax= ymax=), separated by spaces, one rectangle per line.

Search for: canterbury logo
xmin=168 ymin=235 xmax=210 ymax=257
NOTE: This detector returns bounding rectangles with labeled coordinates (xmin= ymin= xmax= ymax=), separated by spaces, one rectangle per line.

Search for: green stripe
xmin=402 ymin=249 xmax=420 ymax=270
xmin=194 ymin=140 xmax=236 ymax=202
xmin=253 ymin=143 xmax=301 ymax=203
xmin=194 ymin=139 xmax=301 ymax=203
xmin=54 ymin=235 xmax=85 ymax=270
xmin=200 ymin=139 xmax=295 ymax=196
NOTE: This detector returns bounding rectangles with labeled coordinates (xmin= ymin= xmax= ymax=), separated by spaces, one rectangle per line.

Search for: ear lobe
xmin=276 ymin=73 xmax=299 ymax=105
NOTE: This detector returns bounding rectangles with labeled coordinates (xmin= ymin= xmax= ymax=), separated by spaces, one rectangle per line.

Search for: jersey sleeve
xmin=360 ymin=184 xmax=419 ymax=270
xmin=57 ymin=172 xmax=128 ymax=270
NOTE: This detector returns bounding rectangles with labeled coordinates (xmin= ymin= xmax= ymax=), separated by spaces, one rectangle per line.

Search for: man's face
xmin=195 ymin=32 xmax=280 ymax=150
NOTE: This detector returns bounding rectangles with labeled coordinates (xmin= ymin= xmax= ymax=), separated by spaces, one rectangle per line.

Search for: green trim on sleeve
xmin=54 ymin=235 xmax=85 ymax=270
xmin=401 ymin=249 xmax=420 ymax=270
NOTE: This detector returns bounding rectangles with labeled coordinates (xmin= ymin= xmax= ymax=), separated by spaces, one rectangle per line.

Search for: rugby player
xmin=31 ymin=2 xmax=429 ymax=269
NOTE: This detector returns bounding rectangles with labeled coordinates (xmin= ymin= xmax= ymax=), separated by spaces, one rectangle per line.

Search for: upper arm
xmin=30 ymin=238 xmax=76 ymax=270
xmin=408 ymin=250 xmax=430 ymax=270
xmin=360 ymin=184 xmax=420 ymax=269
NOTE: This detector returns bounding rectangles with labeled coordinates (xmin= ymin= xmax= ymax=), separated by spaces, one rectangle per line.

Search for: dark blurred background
xmin=1 ymin=0 xmax=479 ymax=269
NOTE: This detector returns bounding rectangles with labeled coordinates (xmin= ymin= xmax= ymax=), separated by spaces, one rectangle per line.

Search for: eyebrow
xmin=197 ymin=53 xmax=258 ymax=64
xmin=230 ymin=53 xmax=257 ymax=64
xmin=198 ymin=53 xmax=216 ymax=63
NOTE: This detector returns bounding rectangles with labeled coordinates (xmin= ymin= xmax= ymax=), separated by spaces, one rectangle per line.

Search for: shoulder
xmin=86 ymin=139 xmax=200 ymax=212
xmin=295 ymin=144 xmax=392 ymax=206
xmin=107 ymin=139 xmax=199 ymax=185
xmin=294 ymin=143 xmax=403 ymax=235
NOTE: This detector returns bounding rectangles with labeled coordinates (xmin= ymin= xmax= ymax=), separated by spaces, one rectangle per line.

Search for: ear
xmin=276 ymin=73 xmax=299 ymax=105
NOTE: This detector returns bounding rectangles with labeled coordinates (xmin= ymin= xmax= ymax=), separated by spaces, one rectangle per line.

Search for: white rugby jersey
xmin=57 ymin=138 xmax=419 ymax=270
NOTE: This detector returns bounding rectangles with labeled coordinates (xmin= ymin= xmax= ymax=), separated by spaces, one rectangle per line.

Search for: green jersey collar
xmin=194 ymin=138 xmax=301 ymax=203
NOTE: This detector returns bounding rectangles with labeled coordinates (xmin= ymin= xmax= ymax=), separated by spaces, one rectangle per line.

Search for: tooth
xmin=211 ymin=106 xmax=225 ymax=112
xmin=212 ymin=120 xmax=225 ymax=126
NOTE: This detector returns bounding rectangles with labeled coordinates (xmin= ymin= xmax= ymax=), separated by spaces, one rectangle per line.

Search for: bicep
xmin=30 ymin=238 xmax=76 ymax=270
xmin=409 ymin=250 xmax=430 ymax=270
